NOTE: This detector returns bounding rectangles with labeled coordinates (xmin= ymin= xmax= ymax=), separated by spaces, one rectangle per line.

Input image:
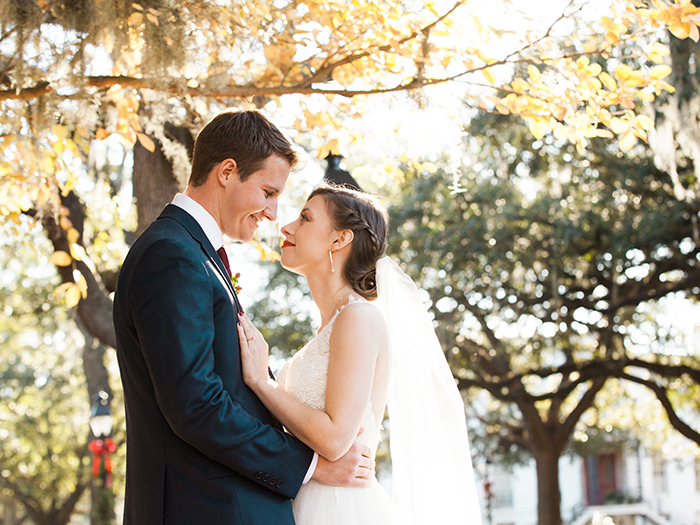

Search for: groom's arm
xmin=129 ymin=238 xmax=313 ymax=498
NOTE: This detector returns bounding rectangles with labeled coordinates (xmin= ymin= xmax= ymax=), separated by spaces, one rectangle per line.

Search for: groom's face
xmin=222 ymin=154 xmax=290 ymax=242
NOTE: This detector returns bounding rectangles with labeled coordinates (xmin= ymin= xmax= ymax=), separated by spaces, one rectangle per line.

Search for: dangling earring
xmin=329 ymin=249 xmax=335 ymax=273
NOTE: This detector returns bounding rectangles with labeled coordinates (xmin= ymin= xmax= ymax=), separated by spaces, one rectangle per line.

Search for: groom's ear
xmin=217 ymin=158 xmax=238 ymax=186
xmin=333 ymin=229 xmax=354 ymax=250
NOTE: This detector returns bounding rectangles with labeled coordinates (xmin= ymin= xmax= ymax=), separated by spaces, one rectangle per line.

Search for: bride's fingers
xmin=237 ymin=322 xmax=248 ymax=349
xmin=238 ymin=311 xmax=255 ymax=334
xmin=238 ymin=312 xmax=266 ymax=348
xmin=237 ymin=312 xmax=254 ymax=341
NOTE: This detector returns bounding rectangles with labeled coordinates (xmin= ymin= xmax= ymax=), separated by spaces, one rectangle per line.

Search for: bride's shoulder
xmin=333 ymin=299 xmax=387 ymax=340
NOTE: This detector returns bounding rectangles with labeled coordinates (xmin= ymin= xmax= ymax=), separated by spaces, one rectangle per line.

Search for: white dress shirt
xmin=171 ymin=193 xmax=318 ymax=484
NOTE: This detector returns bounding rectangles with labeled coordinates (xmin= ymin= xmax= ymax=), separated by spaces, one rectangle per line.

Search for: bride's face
xmin=280 ymin=195 xmax=337 ymax=275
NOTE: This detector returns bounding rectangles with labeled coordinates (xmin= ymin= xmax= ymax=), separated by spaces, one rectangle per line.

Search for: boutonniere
xmin=231 ymin=272 xmax=242 ymax=294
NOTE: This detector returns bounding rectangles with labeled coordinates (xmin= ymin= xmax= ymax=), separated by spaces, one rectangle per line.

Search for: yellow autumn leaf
xmin=633 ymin=127 xmax=648 ymax=141
xmin=615 ymin=64 xmax=633 ymax=81
xmin=421 ymin=162 xmax=438 ymax=174
xmin=650 ymin=65 xmax=672 ymax=79
xmin=129 ymin=114 xmax=143 ymax=132
xmin=129 ymin=12 xmax=144 ymax=25
xmin=132 ymin=3 xmax=143 ymax=10
xmin=50 ymin=250 xmax=73 ymax=266
xmin=254 ymin=242 xmax=281 ymax=262
xmin=619 ymin=131 xmax=636 ymax=151
xmin=52 ymin=124 xmax=69 ymax=140
xmin=586 ymin=63 xmax=602 ymax=76
xmin=65 ymin=284 xmax=82 ymax=308
xmin=96 ymin=128 xmax=111 ymax=140
xmin=69 ymin=243 xmax=86 ymax=262
xmin=137 ymin=133 xmax=156 ymax=152
xmin=57 ymin=282 xmax=73 ymax=293
xmin=649 ymin=42 xmax=670 ymax=55
xmin=75 ymin=271 xmax=88 ymax=298
xmin=36 ymin=186 xmax=50 ymax=207
xmin=653 ymin=80 xmax=676 ymax=94
xmin=315 ymin=143 xmax=331 ymax=160
xmin=553 ymin=122 xmax=569 ymax=142
xmin=605 ymin=31 xmax=620 ymax=45
xmin=599 ymin=72 xmax=617 ymax=91
xmin=609 ymin=117 xmax=629 ymax=134
xmin=527 ymin=65 xmax=540 ymax=80
xmin=53 ymin=140 xmax=65 ymax=154
xmin=194 ymin=100 xmax=208 ymax=117
xmin=646 ymin=42 xmax=670 ymax=63
xmin=67 ymin=227 xmax=80 ymax=244
xmin=637 ymin=91 xmax=655 ymax=102
xmin=528 ymin=119 xmax=549 ymax=140
xmin=636 ymin=114 xmax=655 ymax=130
xmin=146 ymin=13 xmax=159 ymax=25
xmin=511 ymin=78 xmax=529 ymax=92
xmin=482 ymin=67 xmax=496 ymax=85
xmin=588 ymin=77 xmax=602 ymax=90
xmin=669 ymin=20 xmax=690 ymax=39
xmin=601 ymin=16 xmax=616 ymax=32
xmin=583 ymin=42 xmax=597 ymax=53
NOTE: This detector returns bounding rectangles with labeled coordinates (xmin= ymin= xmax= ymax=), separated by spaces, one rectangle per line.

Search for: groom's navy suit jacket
xmin=113 ymin=204 xmax=314 ymax=524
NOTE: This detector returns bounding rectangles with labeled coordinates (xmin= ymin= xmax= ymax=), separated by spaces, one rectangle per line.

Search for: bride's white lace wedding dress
xmin=278 ymin=296 xmax=395 ymax=524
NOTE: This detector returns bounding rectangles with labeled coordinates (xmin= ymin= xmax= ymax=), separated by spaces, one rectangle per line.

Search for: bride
xmin=237 ymin=182 xmax=482 ymax=525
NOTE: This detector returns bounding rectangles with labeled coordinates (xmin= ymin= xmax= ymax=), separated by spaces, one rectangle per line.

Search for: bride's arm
xmin=237 ymin=305 xmax=387 ymax=462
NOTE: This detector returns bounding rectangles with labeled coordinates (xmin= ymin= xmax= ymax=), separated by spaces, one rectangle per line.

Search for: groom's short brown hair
xmin=188 ymin=108 xmax=300 ymax=186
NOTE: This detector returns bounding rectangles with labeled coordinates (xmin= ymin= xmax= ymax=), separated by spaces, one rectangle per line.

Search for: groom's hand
xmin=311 ymin=438 xmax=375 ymax=488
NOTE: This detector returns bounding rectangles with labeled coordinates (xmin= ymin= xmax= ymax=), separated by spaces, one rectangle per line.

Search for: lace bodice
xmin=278 ymin=296 xmax=381 ymax=453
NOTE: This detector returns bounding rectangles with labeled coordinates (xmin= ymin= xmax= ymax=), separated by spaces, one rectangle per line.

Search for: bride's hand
xmin=237 ymin=311 xmax=270 ymax=389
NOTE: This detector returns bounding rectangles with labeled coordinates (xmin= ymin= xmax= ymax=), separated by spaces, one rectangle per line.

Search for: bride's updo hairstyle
xmin=308 ymin=182 xmax=388 ymax=300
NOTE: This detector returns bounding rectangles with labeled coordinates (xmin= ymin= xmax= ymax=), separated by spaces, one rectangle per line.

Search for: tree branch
xmin=36 ymin=197 xmax=116 ymax=349
xmin=557 ymin=377 xmax=607 ymax=445
xmin=617 ymin=371 xmax=700 ymax=445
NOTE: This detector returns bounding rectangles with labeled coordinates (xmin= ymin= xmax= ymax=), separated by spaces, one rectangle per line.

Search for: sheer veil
xmin=375 ymin=256 xmax=482 ymax=525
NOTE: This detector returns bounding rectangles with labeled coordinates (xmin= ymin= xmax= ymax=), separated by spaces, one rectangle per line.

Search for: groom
xmin=113 ymin=108 xmax=373 ymax=525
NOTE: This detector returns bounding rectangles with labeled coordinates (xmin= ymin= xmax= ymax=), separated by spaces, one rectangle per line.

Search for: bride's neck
xmin=306 ymin=274 xmax=354 ymax=328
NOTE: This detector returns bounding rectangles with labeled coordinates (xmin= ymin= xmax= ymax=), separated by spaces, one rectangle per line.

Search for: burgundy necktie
xmin=216 ymin=246 xmax=232 ymax=278
xmin=217 ymin=246 xmax=272 ymax=378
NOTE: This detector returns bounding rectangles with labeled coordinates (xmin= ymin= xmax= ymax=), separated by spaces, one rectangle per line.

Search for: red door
xmin=584 ymin=453 xmax=618 ymax=505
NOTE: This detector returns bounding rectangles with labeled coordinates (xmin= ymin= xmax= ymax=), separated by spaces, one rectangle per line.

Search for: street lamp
xmin=90 ymin=391 xmax=113 ymax=439
xmin=89 ymin=390 xmax=116 ymax=525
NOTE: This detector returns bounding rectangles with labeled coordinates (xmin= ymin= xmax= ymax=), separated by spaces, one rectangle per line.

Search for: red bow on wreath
xmin=89 ymin=438 xmax=118 ymax=487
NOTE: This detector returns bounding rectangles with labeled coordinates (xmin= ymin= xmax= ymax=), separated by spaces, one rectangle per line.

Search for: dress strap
xmin=321 ymin=295 xmax=366 ymax=335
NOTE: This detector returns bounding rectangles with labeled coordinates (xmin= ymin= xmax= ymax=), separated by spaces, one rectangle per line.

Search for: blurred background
xmin=1 ymin=1 xmax=700 ymax=524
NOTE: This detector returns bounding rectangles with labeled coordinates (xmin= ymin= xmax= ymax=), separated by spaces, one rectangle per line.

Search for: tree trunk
xmin=534 ymin=448 xmax=563 ymax=525
xmin=132 ymin=125 xmax=193 ymax=238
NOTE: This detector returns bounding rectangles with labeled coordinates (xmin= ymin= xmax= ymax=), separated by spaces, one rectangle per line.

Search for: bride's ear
xmin=332 ymin=229 xmax=354 ymax=251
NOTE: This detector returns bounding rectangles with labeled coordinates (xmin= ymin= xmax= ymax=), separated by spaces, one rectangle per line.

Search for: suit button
xmin=263 ymin=474 xmax=270 ymax=482
xmin=276 ymin=479 xmax=283 ymax=488
xmin=269 ymin=477 xmax=276 ymax=485
xmin=255 ymin=471 xmax=263 ymax=480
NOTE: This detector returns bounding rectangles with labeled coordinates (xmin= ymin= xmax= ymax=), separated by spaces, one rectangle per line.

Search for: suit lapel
xmin=158 ymin=204 xmax=243 ymax=310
